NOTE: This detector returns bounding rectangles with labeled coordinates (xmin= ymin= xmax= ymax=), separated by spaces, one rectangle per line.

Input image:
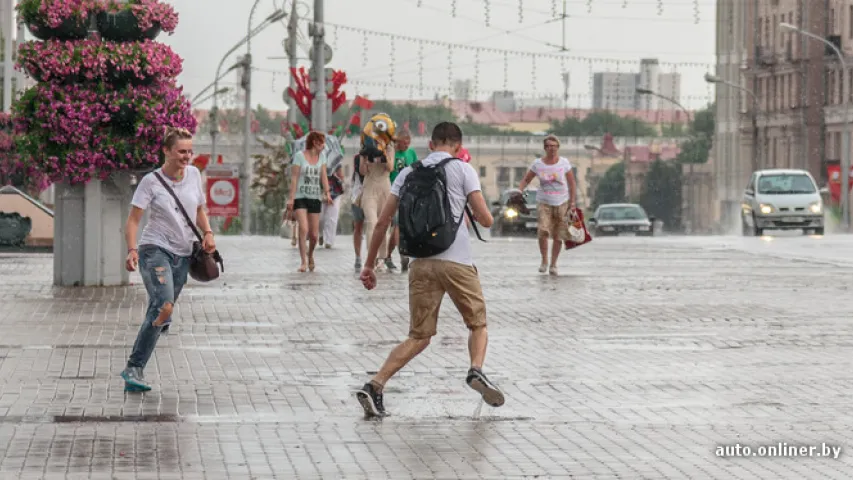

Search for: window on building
xmin=514 ymin=167 xmax=527 ymax=183
xmin=849 ymin=6 xmax=853 ymax=39
xmin=497 ymin=167 xmax=510 ymax=183
xmin=479 ymin=166 xmax=486 ymax=177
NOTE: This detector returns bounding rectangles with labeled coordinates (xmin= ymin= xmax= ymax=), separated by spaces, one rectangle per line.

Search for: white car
xmin=741 ymin=169 xmax=824 ymax=236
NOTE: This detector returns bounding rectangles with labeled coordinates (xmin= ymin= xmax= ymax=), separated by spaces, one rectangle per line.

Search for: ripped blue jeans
xmin=127 ymin=245 xmax=190 ymax=370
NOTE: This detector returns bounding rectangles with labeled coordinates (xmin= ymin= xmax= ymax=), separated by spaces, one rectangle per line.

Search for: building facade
xmin=713 ymin=0 xmax=751 ymax=230
xmin=712 ymin=0 xmax=853 ymax=230
xmin=592 ymin=72 xmax=638 ymax=110
xmin=592 ymin=59 xmax=683 ymax=112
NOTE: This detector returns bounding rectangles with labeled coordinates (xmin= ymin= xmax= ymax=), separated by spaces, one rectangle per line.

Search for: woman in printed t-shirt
xmin=120 ymin=127 xmax=216 ymax=392
xmin=287 ymin=131 xmax=333 ymax=273
xmin=518 ymin=134 xmax=577 ymax=276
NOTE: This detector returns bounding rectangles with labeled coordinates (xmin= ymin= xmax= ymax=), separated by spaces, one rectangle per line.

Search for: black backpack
xmin=398 ymin=157 xmax=485 ymax=258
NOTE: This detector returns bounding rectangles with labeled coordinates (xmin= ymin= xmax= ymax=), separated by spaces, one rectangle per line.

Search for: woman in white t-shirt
xmin=120 ymin=127 xmax=216 ymax=393
xmin=518 ymin=135 xmax=577 ymax=276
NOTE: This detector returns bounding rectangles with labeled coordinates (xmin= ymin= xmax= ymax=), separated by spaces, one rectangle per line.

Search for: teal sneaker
xmin=121 ymin=366 xmax=151 ymax=392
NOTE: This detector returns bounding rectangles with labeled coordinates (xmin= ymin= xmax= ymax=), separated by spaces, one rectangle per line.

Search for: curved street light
xmin=704 ymin=72 xmax=761 ymax=173
xmin=780 ymin=21 xmax=850 ymax=231
xmin=191 ymin=87 xmax=231 ymax=106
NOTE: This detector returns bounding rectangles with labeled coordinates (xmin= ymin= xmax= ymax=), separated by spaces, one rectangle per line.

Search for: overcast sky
xmin=159 ymin=0 xmax=717 ymax=112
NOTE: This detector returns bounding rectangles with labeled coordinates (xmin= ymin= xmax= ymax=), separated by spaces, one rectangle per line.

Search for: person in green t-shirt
xmin=386 ymin=129 xmax=418 ymax=272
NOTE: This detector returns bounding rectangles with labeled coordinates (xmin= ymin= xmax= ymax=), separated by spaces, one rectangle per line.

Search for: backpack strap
xmin=430 ymin=157 xmax=487 ymax=243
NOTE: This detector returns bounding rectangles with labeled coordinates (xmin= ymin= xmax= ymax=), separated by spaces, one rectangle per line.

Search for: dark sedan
xmin=490 ymin=189 xmax=539 ymax=236
xmin=589 ymin=203 xmax=655 ymax=237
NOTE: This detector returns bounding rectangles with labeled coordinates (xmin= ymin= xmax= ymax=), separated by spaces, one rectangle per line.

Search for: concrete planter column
xmin=53 ymin=173 xmax=133 ymax=286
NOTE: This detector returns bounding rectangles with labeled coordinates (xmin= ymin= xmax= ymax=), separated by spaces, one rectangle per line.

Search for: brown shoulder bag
xmin=153 ymin=172 xmax=224 ymax=282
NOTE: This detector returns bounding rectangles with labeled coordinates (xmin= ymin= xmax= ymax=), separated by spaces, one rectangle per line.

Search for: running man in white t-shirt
xmin=518 ymin=134 xmax=577 ymax=276
xmin=354 ymin=122 xmax=505 ymax=417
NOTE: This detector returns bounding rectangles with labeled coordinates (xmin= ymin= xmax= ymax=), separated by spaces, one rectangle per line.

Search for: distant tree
xmin=639 ymin=159 xmax=682 ymax=230
xmin=592 ymin=162 xmax=626 ymax=210
xmin=550 ymin=110 xmax=657 ymax=137
xmin=677 ymin=103 xmax=715 ymax=164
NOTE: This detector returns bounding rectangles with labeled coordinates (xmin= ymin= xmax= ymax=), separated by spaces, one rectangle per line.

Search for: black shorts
xmin=293 ymin=198 xmax=322 ymax=214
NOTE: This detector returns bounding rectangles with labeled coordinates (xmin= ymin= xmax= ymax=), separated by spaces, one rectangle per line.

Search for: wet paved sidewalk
xmin=1 ymin=233 xmax=852 ymax=479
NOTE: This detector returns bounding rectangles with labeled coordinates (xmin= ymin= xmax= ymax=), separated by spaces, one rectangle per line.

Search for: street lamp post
xmin=241 ymin=0 xmax=263 ymax=236
xmin=704 ymin=73 xmax=760 ymax=173
xmin=206 ymin=9 xmax=285 ymax=233
xmin=636 ymin=87 xmax=696 ymax=232
xmin=780 ymin=22 xmax=851 ymax=231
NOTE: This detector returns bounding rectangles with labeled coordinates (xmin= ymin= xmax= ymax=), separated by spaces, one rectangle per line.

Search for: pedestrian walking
xmin=517 ymin=134 xmax=577 ymax=276
xmin=319 ymin=162 xmax=345 ymax=248
xmin=351 ymin=153 xmax=366 ymax=271
xmin=356 ymin=122 xmax=504 ymax=417
xmin=385 ymin=129 xmax=418 ymax=272
xmin=287 ymin=131 xmax=333 ymax=272
xmin=359 ymin=142 xmax=394 ymax=272
xmin=120 ymin=126 xmax=216 ymax=392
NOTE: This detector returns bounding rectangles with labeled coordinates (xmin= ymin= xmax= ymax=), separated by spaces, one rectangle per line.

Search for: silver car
xmin=589 ymin=203 xmax=655 ymax=237
xmin=741 ymin=169 xmax=824 ymax=236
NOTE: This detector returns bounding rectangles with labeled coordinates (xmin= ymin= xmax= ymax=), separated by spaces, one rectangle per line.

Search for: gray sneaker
xmin=384 ymin=257 xmax=397 ymax=271
xmin=120 ymin=366 xmax=151 ymax=392
xmin=354 ymin=258 xmax=362 ymax=272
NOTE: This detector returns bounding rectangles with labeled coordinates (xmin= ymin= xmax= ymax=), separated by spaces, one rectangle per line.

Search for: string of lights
xmin=317 ymin=22 xmax=712 ymax=69
xmin=342 ymin=17 xmax=560 ymax=79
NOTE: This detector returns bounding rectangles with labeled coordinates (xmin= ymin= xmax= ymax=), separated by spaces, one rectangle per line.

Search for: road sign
xmin=206 ymin=163 xmax=239 ymax=217
xmin=205 ymin=163 xmax=239 ymax=178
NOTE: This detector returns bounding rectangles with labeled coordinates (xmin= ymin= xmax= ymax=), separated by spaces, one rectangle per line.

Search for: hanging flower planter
xmin=96 ymin=10 xmax=161 ymax=42
xmin=17 ymin=39 xmax=182 ymax=86
xmin=16 ymin=0 xmax=98 ymax=41
xmin=27 ymin=16 xmax=90 ymax=41
xmin=98 ymin=0 xmax=178 ymax=42
xmin=12 ymin=82 xmax=196 ymax=185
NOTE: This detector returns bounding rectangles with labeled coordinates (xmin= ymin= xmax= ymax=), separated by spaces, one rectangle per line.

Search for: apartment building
xmin=592 ymin=59 xmax=682 ymax=111
xmin=712 ymin=0 xmax=853 ymax=229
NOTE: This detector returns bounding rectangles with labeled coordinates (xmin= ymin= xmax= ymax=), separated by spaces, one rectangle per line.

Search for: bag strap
xmin=438 ymin=157 xmax=486 ymax=243
xmin=154 ymin=172 xmax=204 ymax=244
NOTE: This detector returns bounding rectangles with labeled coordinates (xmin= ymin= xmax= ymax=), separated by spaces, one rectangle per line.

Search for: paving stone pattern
xmin=0 ymin=234 xmax=852 ymax=479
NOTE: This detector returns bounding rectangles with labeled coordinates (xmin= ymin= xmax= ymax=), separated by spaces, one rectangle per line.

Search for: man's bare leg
xmin=371 ymin=337 xmax=431 ymax=388
xmin=468 ymin=325 xmax=488 ymax=369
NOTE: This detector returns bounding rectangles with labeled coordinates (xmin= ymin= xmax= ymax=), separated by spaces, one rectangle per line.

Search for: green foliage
xmin=250 ymin=136 xmax=292 ymax=235
xmin=592 ymin=162 xmax=626 ymax=210
xmin=677 ymin=104 xmax=715 ymax=164
xmin=660 ymin=123 xmax=685 ymax=137
xmin=549 ymin=110 xmax=658 ymax=137
xmin=639 ymin=159 xmax=682 ymax=230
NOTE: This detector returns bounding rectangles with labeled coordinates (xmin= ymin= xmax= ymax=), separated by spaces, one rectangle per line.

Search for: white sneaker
xmin=549 ymin=266 xmax=558 ymax=276
xmin=538 ymin=263 xmax=547 ymax=273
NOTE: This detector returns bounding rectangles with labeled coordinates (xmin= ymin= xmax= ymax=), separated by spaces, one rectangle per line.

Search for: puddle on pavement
xmin=208 ymin=323 xmax=281 ymax=328
xmin=179 ymin=345 xmax=281 ymax=354
xmin=288 ymin=339 xmax=400 ymax=352
xmin=0 ymin=414 xmax=181 ymax=424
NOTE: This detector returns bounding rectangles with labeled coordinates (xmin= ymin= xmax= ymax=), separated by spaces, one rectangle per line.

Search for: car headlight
xmin=809 ymin=201 xmax=822 ymax=214
xmin=638 ymin=226 xmax=650 ymax=231
xmin=601 ymin=226 xmax=614 ymax=231
xmin=759 ymin=204 xmax=773 ymax=214
xmin=504 ymin=208 xmax=518 ymax=219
